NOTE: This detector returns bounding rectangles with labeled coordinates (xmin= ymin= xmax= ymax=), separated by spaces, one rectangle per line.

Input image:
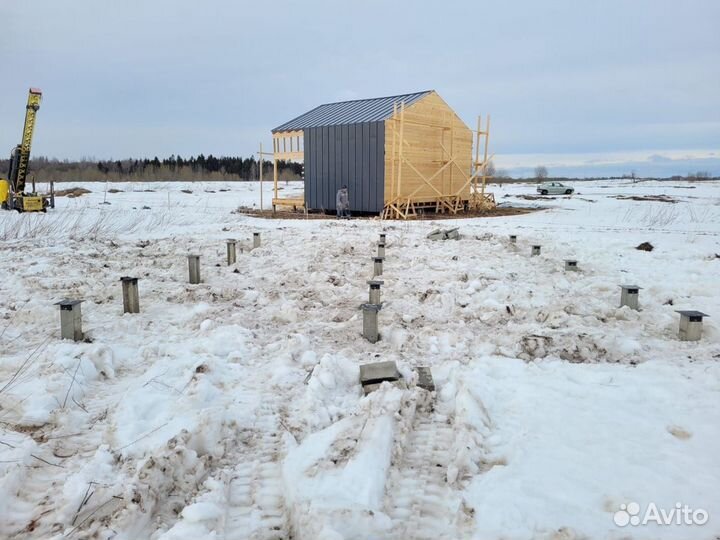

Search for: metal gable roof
xmin=272 ymin=90 xmax=432 ymax=133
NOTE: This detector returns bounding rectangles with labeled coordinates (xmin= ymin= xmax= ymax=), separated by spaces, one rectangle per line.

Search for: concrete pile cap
xmin=227 ymin=238 xmax=237 ymax=243
xmin=564 ymin=259 xmax=577 ymax=263
xmin=188 ymin=254 xmax=200 ymax=258
xmin=253 ymin=232 xmax=260 ymax=236
xmin=119 ymin=276 xmax=140 ymax=282
xmin=55 ymin=299 xmax=82 ymax=307
xmin=361 ymin=303 xmax=381 ymax=312
xmin=367 ymin=279 xmax=385 ymax=287
xmin=373 ymin=256 xmax=385 ymax=262
xmin=416 ymin=366 xmax=435 ymax=392
xmin=360 ymin=361 xmax=400 ymax=385
xmin=676 ymin=310 xmax=709 ymax=318
xmin=619 ymin=285 xmax=642 ymax=290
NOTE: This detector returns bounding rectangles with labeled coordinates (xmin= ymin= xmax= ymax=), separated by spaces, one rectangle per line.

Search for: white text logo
xmin=614 ymin=502 xmax=709 ymax=527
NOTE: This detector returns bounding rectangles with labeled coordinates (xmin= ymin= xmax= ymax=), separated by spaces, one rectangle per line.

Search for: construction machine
xmin=0 ymin=88 xmax=54 ymax=212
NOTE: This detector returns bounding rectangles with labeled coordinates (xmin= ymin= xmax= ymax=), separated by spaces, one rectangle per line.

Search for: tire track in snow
xmin=220 ymin=397 xmax=289 ymax=540
xmin=383 ymin=409 xmax=467 ymax=540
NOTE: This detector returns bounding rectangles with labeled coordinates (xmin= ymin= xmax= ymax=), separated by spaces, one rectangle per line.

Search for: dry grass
xmin=0 ymin=208 xmax=177 ymax=241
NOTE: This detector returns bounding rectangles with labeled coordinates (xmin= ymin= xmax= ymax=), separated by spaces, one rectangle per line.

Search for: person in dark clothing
xmin=336 ymin=185 xmax=350 ymax=218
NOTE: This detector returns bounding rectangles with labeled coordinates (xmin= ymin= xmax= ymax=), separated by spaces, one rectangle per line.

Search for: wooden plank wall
xmin=383 ymin=92 xmax=472 ymax=204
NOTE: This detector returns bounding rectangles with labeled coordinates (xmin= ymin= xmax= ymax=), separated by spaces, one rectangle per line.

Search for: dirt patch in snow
xmin=236 ymin=206 xmax=537 ymax=220
xmin=612 ymin=194 xmax=677 ymax=203
xmin=511 ymin=194 xmax=557 ymax=201
xmin=55 ymin=187 xmax=91 ymax=198
xmin=667 ymin=425 xmax=692 ymax=439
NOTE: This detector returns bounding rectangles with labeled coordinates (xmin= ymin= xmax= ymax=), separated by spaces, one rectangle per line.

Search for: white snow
xmin=0 ymin=179 xmax=718 ymax=539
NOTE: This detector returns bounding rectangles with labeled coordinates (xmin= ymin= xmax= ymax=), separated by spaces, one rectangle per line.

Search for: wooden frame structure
xmin=269 ymin=90 xmax=494 ymax=219
xmin=271 ymin=130 xmax=305 ymax=213
xmin=382 ymin=99 xmax=494 ymax=219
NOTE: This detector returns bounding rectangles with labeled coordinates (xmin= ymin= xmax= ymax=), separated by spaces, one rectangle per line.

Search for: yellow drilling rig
xmin=0 ymin=88 xmax=54 ymax=212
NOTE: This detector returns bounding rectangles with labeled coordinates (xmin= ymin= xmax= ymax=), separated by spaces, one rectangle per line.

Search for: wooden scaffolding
xmin=382 ymin=100 xmax=494 ymax=220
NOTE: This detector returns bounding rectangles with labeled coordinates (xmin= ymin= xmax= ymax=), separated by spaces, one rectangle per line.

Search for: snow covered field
xmin=1 ymin=179 xmax=719 ymax=540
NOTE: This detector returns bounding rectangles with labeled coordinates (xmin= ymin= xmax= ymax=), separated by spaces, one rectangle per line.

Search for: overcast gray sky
xmin=1 ymin=0 xmax=718 ymax=176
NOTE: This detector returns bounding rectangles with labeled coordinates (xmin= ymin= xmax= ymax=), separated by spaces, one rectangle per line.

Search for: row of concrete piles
xmin=509 ymin=233 xmax=709 ymax=341
xmin=361 ymin=233 xmax=386 ymax=343
xmin=357 ymin=234 xmax=434 ymax=394
xmin=190 ymin=232 xmax=261 ymax=284
xmin=54 ymin=232 xmax=263 ymax=341
xmin=53 ymin=229 xmax=709 ymax=343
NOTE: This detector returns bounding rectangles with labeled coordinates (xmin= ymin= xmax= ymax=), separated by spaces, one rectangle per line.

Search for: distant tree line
xmin=0 ymin=154 xmax=303 ymax=183
xmin=1 ymin=155 xmax=714 ymax=184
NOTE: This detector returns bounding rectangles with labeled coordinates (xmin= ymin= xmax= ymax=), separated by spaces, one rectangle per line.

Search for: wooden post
xmin=397 ymin=101 xmax=405 ymax=216
xmin=474 ymin=115 xmax=481 ymax=206
xmin=482 ymin=115 xmax=491 ymax=200
xmin=449 ymin=117 xmax=454 ymax=201
xmin=390 ymin=102 xmax=397 ymax=208
xmin=258 ymin=142 xmax=264 ymax=211
xmin=273 ymin=155 xmax=278 ymax=203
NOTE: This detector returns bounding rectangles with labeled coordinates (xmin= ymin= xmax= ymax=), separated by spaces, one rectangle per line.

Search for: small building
xmin=270 ymin=90 xmax=492 ymax=218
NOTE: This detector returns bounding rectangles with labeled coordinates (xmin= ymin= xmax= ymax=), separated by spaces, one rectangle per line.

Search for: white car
xmin=536 ymin=182 xmax=574 ymax=195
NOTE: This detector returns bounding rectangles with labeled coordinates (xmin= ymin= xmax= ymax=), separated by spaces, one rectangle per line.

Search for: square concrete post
xmin=373 ymin=256 xmax=384 ymax=277
xmin=361 ymin=303 xmax=380 ymax=343
xmin=360 ymin=361 xmax=399 ymax=394
xmin=55 ymin=299 xmax=83 ymax=341
xmin=676 ymin=310 xmax=709 ymax=341
xmin=619 ymin=285 xmax=641 ymax=310
xmin=120 ymin=277 xmax=140 ymax=313
xmin=377 ymin=243 xmax=386 ymax=258
xmin=188 ymin=255 xmax=201 ymax=284
xmin=367 ymin=279 xmax=384 ymax=305
xmin=253 ymin=232 xmax=261 ymax=249
xmin=564 ymin=260 xmax=578 ymax=271
xmin=379 ymin=233 xmax=387 ymax=244
xmin=416 ymin=366 xmax=435 ymax=392
xmin=509 ymin=235 xmax=517 ymax=243
xmin=226 ymin=239 xmax=237 ymax=265
xmin=531 ymin=245 xmax=541 ymax=256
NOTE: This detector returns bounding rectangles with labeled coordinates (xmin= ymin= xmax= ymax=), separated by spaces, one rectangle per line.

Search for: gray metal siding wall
xmin=304 ymin=121 xmax=384 ymax=213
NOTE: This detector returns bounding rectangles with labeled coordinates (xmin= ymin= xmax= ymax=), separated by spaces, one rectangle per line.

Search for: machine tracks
xmin=220 ymin=399 xmax=290 ymax=540
xmin=383 ymin=411 xmax=464 ymax=540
